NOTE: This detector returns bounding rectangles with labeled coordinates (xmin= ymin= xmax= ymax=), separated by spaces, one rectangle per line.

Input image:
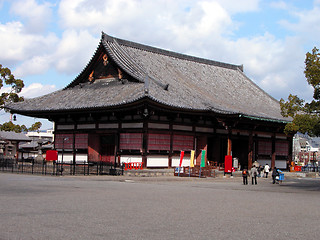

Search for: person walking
xmin=272 ymin=167 xmax=278 ymax=184
xmin=264 ymin=164 xmax=270 ymax=178
xmin=242 ymin=168 xmax=248 ymax=185
xmin=251 ymin=165 xmax=258 ymax=185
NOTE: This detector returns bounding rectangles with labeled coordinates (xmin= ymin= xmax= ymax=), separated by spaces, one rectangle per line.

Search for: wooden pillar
xmin=248 ymin=132 xmax=253 ymax=169
xmin=227 ymin=129 xmax=232 ymax=156
xmin=271 ymin=134 xmax=276 ymax=169
xmin=72 ymin=133 xmax=76 ymax=175
xmin=168 ymin=122 xmax=173 ymax=168
xmin=142 ymin=120 xmax=148 ymax=168
xmin=114 ymin=133 xmax=119 ymax=167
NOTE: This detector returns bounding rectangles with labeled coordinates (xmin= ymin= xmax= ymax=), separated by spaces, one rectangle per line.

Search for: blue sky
xmin=1 ymin=0 xmax=320 ymax=129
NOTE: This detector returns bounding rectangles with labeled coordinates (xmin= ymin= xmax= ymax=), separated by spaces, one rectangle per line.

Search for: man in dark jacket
xmin=272 ymin=167 xmax=278 ymax=184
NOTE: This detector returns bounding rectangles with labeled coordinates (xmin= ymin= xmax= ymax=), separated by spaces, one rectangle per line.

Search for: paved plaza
xmin=0 ymin=173 xmax=319 ymax=240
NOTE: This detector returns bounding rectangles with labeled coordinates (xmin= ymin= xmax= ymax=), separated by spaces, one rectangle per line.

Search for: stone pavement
xmin=123 ymin=168 xmax=320 ymax=179
xmin=0 ymin=173 xmax=319 ymax=240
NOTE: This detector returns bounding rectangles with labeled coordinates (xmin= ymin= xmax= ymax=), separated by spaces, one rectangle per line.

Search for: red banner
xmin=179 ymin=151 xmax=185 ymax=168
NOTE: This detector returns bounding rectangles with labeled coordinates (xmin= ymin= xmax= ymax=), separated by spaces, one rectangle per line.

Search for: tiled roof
xmin=6 ymin=32 xmax=290 ymax=122
xmin=0 ymin=131 xmax=31 ymax=141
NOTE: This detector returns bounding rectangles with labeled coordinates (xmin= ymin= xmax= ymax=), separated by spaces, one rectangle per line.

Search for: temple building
xmin=6 ymin=32 xmax=292 ymax=169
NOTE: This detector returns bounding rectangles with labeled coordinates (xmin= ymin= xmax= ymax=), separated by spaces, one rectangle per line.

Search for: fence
xmin=0 ymin=158 xmax=124 ymax=176
xmin=301 ymin=165 xmax=320 ymax=172
xmin=174 ymin=166 xmax=216 ymax=178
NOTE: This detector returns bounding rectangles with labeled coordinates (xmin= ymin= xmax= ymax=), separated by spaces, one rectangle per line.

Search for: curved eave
xmin=7 ymin=96 xmax=289 ymax=124
xmin=240 ymin=114 xmax=291 ymax=124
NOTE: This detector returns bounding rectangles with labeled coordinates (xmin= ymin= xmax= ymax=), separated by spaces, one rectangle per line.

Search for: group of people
xmin=242 ymin=162 xmax=281 ymax=185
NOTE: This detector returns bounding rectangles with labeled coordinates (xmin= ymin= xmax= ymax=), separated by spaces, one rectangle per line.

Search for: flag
xmin=179 ymin=151 xmax=185 ymax=168
xmin=190 ymin=150 xmax=195 ymax=167
xmin=201 ymin=150 xmax=206 ymax=167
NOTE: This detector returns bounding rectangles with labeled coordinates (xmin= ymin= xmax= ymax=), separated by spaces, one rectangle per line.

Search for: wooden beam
xmin=248 ymin=132 xmax=253 ymax=169
xmin=271 ymin=134 xmax=276 ymax=169
xmin=227 ymin=128 xmax=232 ymax=156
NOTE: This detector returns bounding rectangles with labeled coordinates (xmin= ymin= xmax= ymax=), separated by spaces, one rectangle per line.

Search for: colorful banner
xmin=190 ymin=150 xmax=195 ymax=167
xmin=179 ymin=151 xmax=185 ymax=168
xmin=201 ymin=150 xmax=206 ymax=167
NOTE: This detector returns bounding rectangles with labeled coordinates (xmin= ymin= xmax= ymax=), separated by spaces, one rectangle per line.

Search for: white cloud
xmin=0 ymin=21 xmax=59 ymax=66
xmin=10 ymin=0 xmax=53 ymax=33
xmin=20 ymin=83 xmax=56 ymax=98
xmin=14 ymin=55 xmax=52 ymax=77
xmin=216 ymin=0 xmax=260 ymax=13
xmin=270 ymin=1 xmax=289 ymax=10
xmin=54 ymin=29 xmax=99 ymax=74
xmin=278 ymin=5 xmax=320 ymax=41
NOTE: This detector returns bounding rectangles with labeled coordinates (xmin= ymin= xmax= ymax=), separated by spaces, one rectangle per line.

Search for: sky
xmin=1 ymin=0 xmax=320 ymax=130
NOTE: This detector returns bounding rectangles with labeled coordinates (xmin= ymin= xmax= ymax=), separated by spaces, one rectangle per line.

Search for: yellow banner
xmin=190 ymin=150 xmax=195 ymax=167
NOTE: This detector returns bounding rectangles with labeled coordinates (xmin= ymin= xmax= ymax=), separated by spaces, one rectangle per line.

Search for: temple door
xmin=100 ymin=135 xmax=115 ymax=164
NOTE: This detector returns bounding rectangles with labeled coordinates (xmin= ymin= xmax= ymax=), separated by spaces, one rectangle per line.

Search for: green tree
xmin=29 ymin=122 xmax=42 ymax=132
xmin=0 ymin=121 xmax=27 ymax=133
xmin=0 ymin=64 xmax=42 ymax=133
xmin=0 ymin=64 xmax=24 ymax=107
xmin=280 ymin=47 xmax=320 ymax=136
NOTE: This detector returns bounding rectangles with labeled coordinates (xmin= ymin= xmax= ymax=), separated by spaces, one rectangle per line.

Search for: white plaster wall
xmin=75 ymin=154 xmax=88 ymax=163
xmin=171 ymin=155 xmax=191 ymax=167
xmin=275 ymin=160 xmax=287 ymax=169
xmin=147 ymin=156 xmax=168 ymax=167
xmin=120 ymin=155 xmax=142 ymax=163
xmin=57 ymin=153 xmax=73 ymax=163
xmin=256 ymin=159 xmax=286 ymax=169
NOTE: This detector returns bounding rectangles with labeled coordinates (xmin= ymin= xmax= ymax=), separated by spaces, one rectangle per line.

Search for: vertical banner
xmin=178 ymin=151 xmax=185 ymax=177
xmin=189 ymin=150 xmax=195 ymax=177
xmin=199 ymin=150 xmax=206 ymax=178
xmin=224 ymin=155 xmax=232 ymax=173
xmin=201 ymin=150 xmax=206 ymax=167
xmin=179 ymin=151 xmax=185 ymax=167
xmin=190 ymin=150 xmax=195 ymax=167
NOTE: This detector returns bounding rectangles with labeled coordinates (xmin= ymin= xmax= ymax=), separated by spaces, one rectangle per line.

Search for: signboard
xmin=46 ymin=150 xmax=58 ymax=161
xmin=224 ymin=155 xmax=232 ymax=173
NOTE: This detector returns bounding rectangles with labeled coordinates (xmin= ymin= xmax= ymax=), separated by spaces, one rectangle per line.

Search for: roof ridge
xmin=102 ymin=32 xmax=243 ymax=71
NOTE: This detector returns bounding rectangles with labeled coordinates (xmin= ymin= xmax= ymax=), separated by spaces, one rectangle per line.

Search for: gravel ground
xmin=0 ymin=173 xmax=319 ymax=240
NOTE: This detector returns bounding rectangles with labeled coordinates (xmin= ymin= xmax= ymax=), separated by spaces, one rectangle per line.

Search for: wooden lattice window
xmin=55 ymin=134 xmax=73 ymax=149
xmin=120 ymin=133 xmax=142 ymax=150
xmin=258 ymin=140 xmax=272 ymax=155
xmin=173 ymin=135 xmax=193 ymax=151
xmin=148 ymin=133 xmax=170 ymax=151
xmin=275 ymin=141 xmax=288 ymax=156
xmin=75 ymin=134 xmax=88 ymax=149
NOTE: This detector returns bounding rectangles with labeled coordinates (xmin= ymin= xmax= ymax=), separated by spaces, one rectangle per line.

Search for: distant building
xmin=0 ymin=131 xmax=31 ymax=159
xmin=19 ymin=129 xmax=54 ymax=159
xmin=6 ymin=33 xmax=292 ymax=169
xmin=293 ymin=134 xmax=319 ymax=165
